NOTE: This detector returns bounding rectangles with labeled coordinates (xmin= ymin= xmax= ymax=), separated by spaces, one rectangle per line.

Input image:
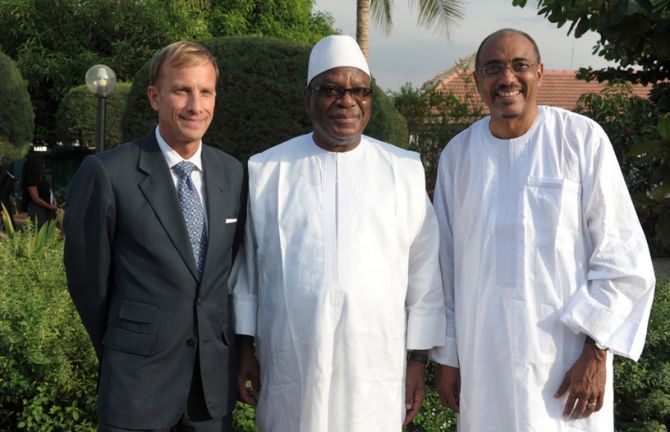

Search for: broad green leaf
xmin=1 ymin=202 xmax=15 ymax=236
xmin=574 ymin=16 xmax=591 ymax=38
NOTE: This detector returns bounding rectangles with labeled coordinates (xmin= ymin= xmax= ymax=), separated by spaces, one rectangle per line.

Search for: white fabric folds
xmin=432 ymin=106 xmax=655 ymax=432
xmin=233 ymin=134 xmax=446 ymax=431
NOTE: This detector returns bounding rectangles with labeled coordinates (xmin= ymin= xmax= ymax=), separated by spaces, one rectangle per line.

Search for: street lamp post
xmin=85 ymin=65 xmax=117 ymax=153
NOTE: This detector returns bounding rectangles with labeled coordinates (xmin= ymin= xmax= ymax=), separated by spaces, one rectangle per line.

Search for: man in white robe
xmin=432 ymin=28 xmax=656 ymax=431
xmin=232 ymin=35 xmax=446 ymax=431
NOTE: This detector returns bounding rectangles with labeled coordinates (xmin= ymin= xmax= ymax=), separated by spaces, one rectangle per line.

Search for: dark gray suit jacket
xmin=64 ymin=130 xmax=246 ymax=429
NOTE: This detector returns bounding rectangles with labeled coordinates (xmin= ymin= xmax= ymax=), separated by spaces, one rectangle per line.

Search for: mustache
xmin=494 ymin=84 xmax=525 ymax=93
xmin=330 ymin=110 xmax=359 ymax=118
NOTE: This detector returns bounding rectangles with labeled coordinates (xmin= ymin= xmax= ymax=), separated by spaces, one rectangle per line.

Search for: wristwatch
xmin=407 ymin=351 xmax=430 ymax=366
xmin=585 ymin=335 xmax=607 ymax=350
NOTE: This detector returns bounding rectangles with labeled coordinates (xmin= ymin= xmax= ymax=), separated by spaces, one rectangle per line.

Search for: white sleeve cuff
xmin=406 ymin=307 xmax=447 ymax=350
xmin=233 ymin=292 xmax=258 ymax=336
xmin=430 ymin=337 xmax=458 ymax=367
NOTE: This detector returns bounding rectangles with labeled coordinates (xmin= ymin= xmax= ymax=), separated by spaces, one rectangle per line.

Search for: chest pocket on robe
xmin=524 ymin=177 xmax=581 ymax=249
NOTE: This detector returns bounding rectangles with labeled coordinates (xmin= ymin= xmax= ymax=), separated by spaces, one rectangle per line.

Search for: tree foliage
xmin=390 ymin=59 xmax=485 ymax=190
xmin=575 ymin=83 xmax=659 ymax=194
xmin=514 ymin=0 xmax=670 ymax=259
xmin=56 ymin=83 xmax=131 ymax=151
xmin=0 ymin=0 xmax=334 ymax=145
xmin=204 ymin=0 xmax=334 ymax=43
xmin=0 ymin=50 xmax=33 ymax=163
xmin=122 ymin=36 xmax=408 ymax=162
xmin=355 ymin=0 xmax=465 ymax=58
xmin=575 ymin=84 xmax=670 ymax=256
xmin=512 ymin=0 xmax=670 ymax=86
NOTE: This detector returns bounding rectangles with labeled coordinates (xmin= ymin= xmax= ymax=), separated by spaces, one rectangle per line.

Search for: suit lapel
xmin=136 ymin=133 xmax=200 ymax=280
xmin=201 ymin=146 xmax=232 ymax=281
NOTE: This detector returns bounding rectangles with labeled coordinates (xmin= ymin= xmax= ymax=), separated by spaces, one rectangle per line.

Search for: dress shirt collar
xmin=154 ymin=126 xmax=204 ymax=172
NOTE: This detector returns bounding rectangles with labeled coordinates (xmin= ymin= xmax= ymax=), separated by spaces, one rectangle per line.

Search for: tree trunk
xmin=356 ymin=0 xmax=370 ymax=60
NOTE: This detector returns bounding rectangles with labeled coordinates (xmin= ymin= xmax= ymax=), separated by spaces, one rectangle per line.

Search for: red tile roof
xmin=426 ymin=57 xmax=653 ymax=114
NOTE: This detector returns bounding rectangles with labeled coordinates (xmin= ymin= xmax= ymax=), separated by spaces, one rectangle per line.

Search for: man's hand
xmin=435 ymin=364 xmax=460 ymax=413
xmin=236 ymin=335 xmax=261 ymax=406
xmin=555 ymin=344 xmax=607 ymax=419
xmin=404 ymin=358 xmax=427 ymax=426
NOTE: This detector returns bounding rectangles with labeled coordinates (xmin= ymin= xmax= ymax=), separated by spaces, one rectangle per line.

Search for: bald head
xmin=475 ymin=29 xmax=541 ymax=72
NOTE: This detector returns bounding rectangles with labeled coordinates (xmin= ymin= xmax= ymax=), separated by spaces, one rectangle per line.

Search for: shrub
xmin=614 ymin=280 xmax=670 ymax=431
xmin=56 ymin=82 xmax=132 ymax=150
xmin=575 ymin=83 xmax=659 ymax=198
xmin=407 ymin=365 xmax=457 ymax=431
xmin=574 ymin=84 xmax=670 ymax=256
xmin=3 ymin=213 xmax=665 ymax=431
xmin=0 ymin=218 xmax=260 ymax=431
xmin=0 ymin=223 xmax=97 ymax=431
xmin=390 ymin=59 xmax=485 ymax=190
xmin=122 ymin=36 xmax=408 ymax=162
xmin=0 ymin=51 xmax=34 ymax=163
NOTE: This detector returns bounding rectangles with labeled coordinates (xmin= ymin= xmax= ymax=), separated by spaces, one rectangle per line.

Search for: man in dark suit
xmin=64 ymin=41 xmax=245 ymax=432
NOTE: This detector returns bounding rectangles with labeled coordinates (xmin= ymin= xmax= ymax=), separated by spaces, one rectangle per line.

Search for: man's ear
xmin=536 ymin=63 xmax=544 ymax=87
xmin=147 ymin=85 xmax=160 ymax=112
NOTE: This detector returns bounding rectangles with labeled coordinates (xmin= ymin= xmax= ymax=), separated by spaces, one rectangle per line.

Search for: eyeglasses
xmin=312 ymin=85 xmax=372 ymax=101
xmin=479 ymin=61 xmax=537 ymax=76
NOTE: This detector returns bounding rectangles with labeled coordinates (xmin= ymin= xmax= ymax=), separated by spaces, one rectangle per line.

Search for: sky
xmin=312 ymin=0 xmax=614 ymax=92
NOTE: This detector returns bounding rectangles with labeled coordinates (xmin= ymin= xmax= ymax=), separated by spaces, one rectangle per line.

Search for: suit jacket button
xmin=186 ymin=338 xmax=196 ymax=347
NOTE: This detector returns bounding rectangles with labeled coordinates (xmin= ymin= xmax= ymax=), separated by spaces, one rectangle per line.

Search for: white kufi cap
xmin=307 ymin=35 xmax=370 ymax=84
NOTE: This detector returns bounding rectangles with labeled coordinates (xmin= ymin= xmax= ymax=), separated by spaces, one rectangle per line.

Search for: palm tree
xmin=356 ymin=0 xmax=465 ymax=59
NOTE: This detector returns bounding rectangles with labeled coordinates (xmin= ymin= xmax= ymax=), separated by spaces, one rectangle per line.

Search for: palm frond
xmin=370 ymin=0 xmax=394 ymax=34
xmin=410 ymin=0 xmax=465 ymax=36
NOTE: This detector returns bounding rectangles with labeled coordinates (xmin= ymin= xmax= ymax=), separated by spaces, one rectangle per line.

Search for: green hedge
xmin=613 ymin=278 xmax=670 ymax=431
xmin=0 ymin=51 xmax=33 ymax=162
xmin=0 ymin=226 xmax=448 ymax=431
xmin=0 ymin=226 xmax=97 ymax=431
xmin=2 ymin=226 xmax=666 ymax=430
xmin=56 ymin=82 xmax=132 ymax=151
xmin=122 ymin=36 xmax=408 ymax=162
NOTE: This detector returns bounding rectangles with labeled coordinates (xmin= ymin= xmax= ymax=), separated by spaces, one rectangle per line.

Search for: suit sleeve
xmin=230 ymin=196 xmax=259 ymax=337
xmin=63 ymin=156 xmax=116 ymax=360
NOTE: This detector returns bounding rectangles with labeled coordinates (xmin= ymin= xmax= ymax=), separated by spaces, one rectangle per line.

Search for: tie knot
xmin=174 ymin=161 xmax=196 ymax=179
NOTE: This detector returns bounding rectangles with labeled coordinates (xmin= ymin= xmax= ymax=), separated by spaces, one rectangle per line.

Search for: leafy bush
xmin=614 ymin=280 xmax=670 ymax=431
xmin=0 ymin=50 xmax=34 ymax=162
xmin=56 ymin=82 xmax=132 ymax=150
xmin=122 ymin=36 xmax=408 ymax=162
xmin=0 ymin=0 xmax=332 ymax=145
xmin=0 ymin=222 xmax=97 ymax=431
xmin=2 ymin=207 xmax=666 ymax=431
xmin=628 ymin=113 xmax=670 ymax=258
xmin=0 ymin=216 xmax=260 ymax=431
xmin=574 ymin=85 xmax=670 ymax=256
xmin=575 ymin=83 xmax=659 ymax=198
xmin=390 ymin=59 xmax=485 ymax=190
xmin=406 ymin=365 xmax=457 ymax=431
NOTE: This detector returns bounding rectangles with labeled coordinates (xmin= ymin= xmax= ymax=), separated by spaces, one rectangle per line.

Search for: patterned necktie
xmin=174 ymin=161 xmax=207 ymax=274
